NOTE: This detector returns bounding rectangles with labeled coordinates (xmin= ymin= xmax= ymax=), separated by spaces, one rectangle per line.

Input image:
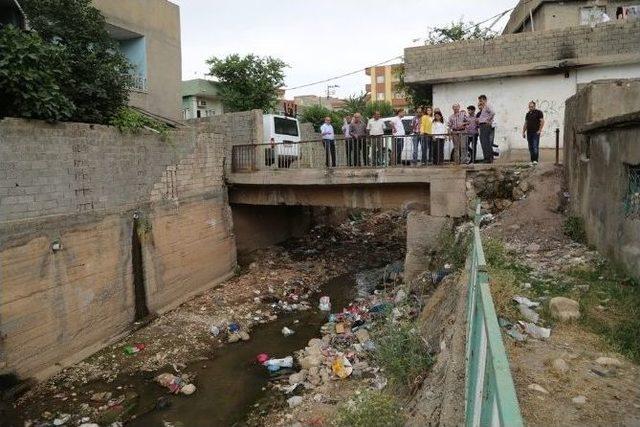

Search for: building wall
xmin=182 ymin=95 xmax=225 ymax=120
xmin=93 ymin=0 xmax=182 ymax=121
xmin=366 ymin=65 xmax=408 ymax=109
xmin=564 ymin=79 xmax=640 ymax=279
xmin=404 ymin=20 xmax=640 ymax=85
xmin=0 ymin=117 xmax=239 ymax=380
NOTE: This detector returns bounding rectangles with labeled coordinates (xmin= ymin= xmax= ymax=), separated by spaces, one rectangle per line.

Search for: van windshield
xmin=274 ymin=117 xmax=299 ymax=137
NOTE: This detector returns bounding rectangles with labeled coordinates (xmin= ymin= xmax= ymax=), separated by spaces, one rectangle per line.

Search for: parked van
xmin=262 ymin=114 xmax=300 ymax=167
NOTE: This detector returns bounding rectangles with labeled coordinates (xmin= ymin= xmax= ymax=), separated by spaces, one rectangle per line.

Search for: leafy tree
xmin=364 ymin=100 xmax=394 ymax=119
xmin=426 ymin=19 xmax=497 ymax=45
xmin=339 ymin=92 xmax=368 ymax=117
xmin=0 ymin=25 xmax=74 ymax=121
xmin=395 ymin=65 xmax=432 ymax=111
xmin=207 ymin=54 xmax=287 ymax=113
xmin=300 ymin=104 xmax=344 ymax=134
xmin=21 ymin=0 xmax=131 ymax=124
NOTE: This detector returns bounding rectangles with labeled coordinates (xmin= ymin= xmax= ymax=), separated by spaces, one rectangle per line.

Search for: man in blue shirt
xmin=320 ymin=116 xmax=336 ymax=167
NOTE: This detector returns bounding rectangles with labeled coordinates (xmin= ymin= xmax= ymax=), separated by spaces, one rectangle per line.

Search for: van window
xmin=274 ymin=117 xmax=299 ymax=137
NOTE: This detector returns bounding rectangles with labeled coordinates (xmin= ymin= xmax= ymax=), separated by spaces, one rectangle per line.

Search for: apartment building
xmin=365 ymin=64 xmax=409 ymax=110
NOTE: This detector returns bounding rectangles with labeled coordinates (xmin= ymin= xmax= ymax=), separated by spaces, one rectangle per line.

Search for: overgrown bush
xmin=374 ymin=321 xmax=433 ymax=390
xmin=364 ymin=100 xmax=395 ymax=119
xmin=563 ymin=216 xmax=587 ymax=243
xmin=110 ymin=107 xmax=169 ymax=138
xmin=333 ymin=390 xmax=404 ymax=427
xmin=0 ymin=26 xmax=74 ymax=121
xmin=300 ymin=104 xmax=344 ymax=134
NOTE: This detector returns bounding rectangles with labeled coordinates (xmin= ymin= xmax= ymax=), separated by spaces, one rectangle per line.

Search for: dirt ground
xmin=486 ymin=164 xmax=640 ymax=426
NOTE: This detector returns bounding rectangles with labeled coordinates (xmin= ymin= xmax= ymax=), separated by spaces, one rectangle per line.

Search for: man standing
xmin=464 ymin=105 xmax=478 ymax=163
xmin=390 ymin=109 xmax=405 ymax=165
xmin=522 ymin=101 xmax=544 ymax=164
xmin=411 ymin=108 xmax=423 ymax=166
xmin=320 ymin=116 xmax=336 ymax=168
xmin=366 ymin=110 xmax=385 ymax=166
xmin=447 ymin=103 xmax=468 ymax=163
xmin=477 ymin=95 xmax=495 ymax=163
xmin=349 ymin=113 xmax=367 ymax=167
xmin=342 ymin=115 xmax=353 ymax=166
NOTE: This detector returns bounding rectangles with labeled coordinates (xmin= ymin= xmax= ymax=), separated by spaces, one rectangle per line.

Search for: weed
xmin=333 ymin=390 xmax=404 ymax=427
xmin=431 ymin=223 xmax=471 ymax=272
xmin=563 ymin=216 xmax=587 ymax=244
xmin=110 ymin=107 xmax=170 ymax=141
xmin=373 ymin=320 xmax=434 ymax=391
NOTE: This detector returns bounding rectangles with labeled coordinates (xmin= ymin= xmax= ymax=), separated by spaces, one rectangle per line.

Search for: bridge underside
xmin=227 ymin=168 xmax=468 ymax=217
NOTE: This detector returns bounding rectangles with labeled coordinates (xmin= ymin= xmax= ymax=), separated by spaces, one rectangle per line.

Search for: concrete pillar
xmin=404 ymin=210 xmax=453 ymax=282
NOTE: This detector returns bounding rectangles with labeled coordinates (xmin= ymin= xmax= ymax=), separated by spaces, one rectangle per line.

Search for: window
xmin=376 ymin=93 xmax=385 ymax=101
xmin=580 ymin=6 xmax=607 ymax=25
xmin=274 ymin=117 xmax=299 ymax=137
xmin=624 ymin=164 xmax=640 ymax=219
xmin=376 ymin=75 xmax=384 ymax=84
xmin=117 ymin=36 xmax=148 ymax=92
xmin=206 ymin=109 xmax=216 ymax=117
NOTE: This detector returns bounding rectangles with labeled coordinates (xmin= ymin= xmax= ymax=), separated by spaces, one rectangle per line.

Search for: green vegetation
xmin=299 ymin=104 xmax=345 ymax=134
xmin=0 ymin=25 xmax=74 ymax=121
xmin=334 ymin=390 xmax=404 ymax=427
xmin=110 ymin=107 xmax=169 ymax=139
xmin=21 ymin=0 xmax=131 ymax=124
xmin=431 ymin=224 xmax=471 ymax=272
xmin=425 ymin=19 xmax=497 ymax=45
xmin=339 ymin=93 xmax=368 ymax=117
xmin=206 ymin=53 xmax=287 ymax=113
xmin=484 ymin=237 xmax=640 ymax=363
xmin=563 ymin=216 xmax=587 ymax=244
xmin=374 ymin=320 xmax=434 ymax=390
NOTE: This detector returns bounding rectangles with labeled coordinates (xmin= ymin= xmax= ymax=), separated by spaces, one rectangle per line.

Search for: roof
xmin=181 ymin=79 xmax=220 ymax=98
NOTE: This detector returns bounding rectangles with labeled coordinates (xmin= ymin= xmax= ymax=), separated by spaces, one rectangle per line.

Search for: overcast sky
xmin=171 ymin=0 xmax=517 ymax=99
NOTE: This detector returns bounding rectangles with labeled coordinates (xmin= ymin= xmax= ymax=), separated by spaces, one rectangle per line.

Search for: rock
xmin=239 ymin=331 xmax=250 ymax=341
xmin=512 ymin=187 xmax=525 ymax=200
xmin=355 ymin=329 xmax=371 ymax=344
xmin=518 ymin=304 xmax=540 ymax=323
xmin=519 ymin=181 xmax=530 ymax=192
xmin=550 ymin=358 xmax=569 ymax=374
xmin=228 ymin=333 xmax=241 ymax=343
xmin=595 ymin=356 xmax=623 ymax=367
xmin=287 ymin=395 xmax=303 ymax=408
xmin=90 ymin=391 xmax=112 ymax=402
xmin=549 ymin=297 xmax=581 ymax=322
xmin=289 ymin=371 xmax=307 ymax=385
xmin=394 ymin=289 xmax=407 ymax=304
xmin=572 ymin=395 xmax=587 ymax=406
xmin=528 ymin=384 xmax=549 ymax=394
xmin=299 ymin=355 xmax=322 ymax=370
xmin=180 ymin=384 xmax=196 ymax=395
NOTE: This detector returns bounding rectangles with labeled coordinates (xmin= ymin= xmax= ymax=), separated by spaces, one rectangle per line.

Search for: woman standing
xmin=431 ymin=111 xmax=446 ymax=165
xmin=420 ymin=106 xmax=434 ymax=165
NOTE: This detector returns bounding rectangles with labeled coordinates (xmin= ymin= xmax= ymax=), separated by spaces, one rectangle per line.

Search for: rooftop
xmin=181 ymin=79 xmax=220 ymax=98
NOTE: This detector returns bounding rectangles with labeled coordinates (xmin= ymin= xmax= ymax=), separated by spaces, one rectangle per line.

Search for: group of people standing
xmin=319 ymin=94 xmax=545 ymax=168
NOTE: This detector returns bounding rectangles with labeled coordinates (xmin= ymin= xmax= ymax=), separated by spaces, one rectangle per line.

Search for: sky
xmin=171 ymin=0 xmax=517 ymax=99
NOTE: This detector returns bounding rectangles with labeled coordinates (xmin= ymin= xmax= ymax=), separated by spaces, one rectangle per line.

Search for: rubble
xmin=549 ymin=297 xmax=581 ymax=322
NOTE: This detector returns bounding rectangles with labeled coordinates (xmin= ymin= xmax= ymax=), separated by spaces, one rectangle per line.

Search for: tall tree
xmin=21 ymin=0 xmax=131 ymax=124
xmin=339 ymin=93 xmax=368 ymax=116
xmin=207 ymin=54 xmax=287 ymax=113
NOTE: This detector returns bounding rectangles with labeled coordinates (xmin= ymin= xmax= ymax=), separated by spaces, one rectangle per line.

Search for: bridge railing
xmin=465 ymin=203 xmax=524 ymax=427
xmin=231 ymin=133 xmax=480 ymax=172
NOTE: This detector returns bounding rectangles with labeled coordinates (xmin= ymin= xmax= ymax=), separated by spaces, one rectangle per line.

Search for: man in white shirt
xmin=367 ymin=111 xmax=385 ymax=166
xmin=390 ymin=110 xmax=405 ymax=166
xmin=320 ymin=116 xmax=336 ymax=167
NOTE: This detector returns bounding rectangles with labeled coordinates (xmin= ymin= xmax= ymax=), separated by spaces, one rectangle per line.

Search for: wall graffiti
xmin=534 ymin=99 xmax=564 ymax=130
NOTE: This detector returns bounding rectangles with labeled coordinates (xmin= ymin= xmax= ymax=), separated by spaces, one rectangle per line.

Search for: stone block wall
xmin=405 ymin=20 xmax=640 ymax=84
xmin=0 ymin=118 xmax=236 ymax=379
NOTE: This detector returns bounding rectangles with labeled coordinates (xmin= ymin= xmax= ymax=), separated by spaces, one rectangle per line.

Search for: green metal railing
xmin=465 ymin=203 xmax=524 ymax=427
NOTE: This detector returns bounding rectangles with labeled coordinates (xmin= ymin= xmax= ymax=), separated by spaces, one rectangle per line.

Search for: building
xmin=182 ymin=79 xmax=224 ymax=120
xmin=504 ymin=0 xmax=640 ymax=34
xmin=93 ymin=0 xmax=182 ymax=121
xmin=365 ymin=64 xmax=409 ymax=110
xmin=564 ymin=79 xmax=640 ymax=279
xmin=404 ymin=4 xmax=640 ymax=161
xmin=0 ymin=0 xmax=26 ymax=29
xmin=294 ymin=95 xmax=344 ymax=111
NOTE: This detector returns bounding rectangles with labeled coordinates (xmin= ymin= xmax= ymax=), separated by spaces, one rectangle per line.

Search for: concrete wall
xmin=93 ymin=0 xmax=182 ymax=121
xmin=0 ymin=118 xmax=236 ymax=379
xmin=404 ymin=20 xmax=640 ymax=85
xmin=564 ymin=79 xmax=640 ymax=279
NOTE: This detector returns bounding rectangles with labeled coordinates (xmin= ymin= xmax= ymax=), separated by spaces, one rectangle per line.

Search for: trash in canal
xmin=209 ymin=325 xmax=220 ymax=336
xmin=155 ymin=373 xmax=197 ymax=395
xmin=263 ymin=356 xmax=294 ymax=372
xmin=281 ymin=326 xmax=295 ymax=336
xmin=331 ymin=355 xmax=353 ymax=379
xmin=123 ymin=343 xmax=145 ymax=355
xmin=318 ymin=296 xmax=331 ymax=311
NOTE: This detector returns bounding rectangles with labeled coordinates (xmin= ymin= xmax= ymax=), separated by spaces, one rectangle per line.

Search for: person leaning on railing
xmin=320 ymin=116 xmax=336 ymax=168
xmin=348 ymin=113 xmax=367 ymax=167
xmin=431 ymin=111 xmax=447 ymax=165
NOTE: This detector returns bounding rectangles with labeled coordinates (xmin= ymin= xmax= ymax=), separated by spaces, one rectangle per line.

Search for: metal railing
xmin=231 ymin=133 xmax=481 ymax=172
xmin=465 ymin=203 xmax=523 ymax=427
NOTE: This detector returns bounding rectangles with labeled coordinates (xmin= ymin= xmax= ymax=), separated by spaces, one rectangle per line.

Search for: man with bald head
xmin=448 ymin=103 xmax=468 ymax=163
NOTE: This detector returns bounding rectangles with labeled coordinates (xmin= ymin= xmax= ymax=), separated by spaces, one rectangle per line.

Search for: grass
xmin=373 ymin=320 xmax=434 ymax=392
xmin=431 ymin=222 xmax=471 ymax=272
xmin=333 ymin=390 xmax=404 ymax=427
xmin=563 ymin=216 xmax=587 ymax=244
xmin=483 ymin=237 xmax=640 ymax=363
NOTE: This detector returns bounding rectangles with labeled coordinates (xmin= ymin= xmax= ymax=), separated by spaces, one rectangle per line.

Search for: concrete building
xmin=365 ymin=64 xmax=409 ymax=110
xmin=404 ymin=16 xmax=640 ymax=161
xmin=182 ymin=79 xmax=224 ymax=120
xmin=504 ymin=0 xmax=640 ymax=34
xmin=564 ymin=79 xmax=640 ymax=279
xmin=294 ymin=95 xmax=344 ymax=111
xmin=93 ymin=0 xmax=182 ymax=121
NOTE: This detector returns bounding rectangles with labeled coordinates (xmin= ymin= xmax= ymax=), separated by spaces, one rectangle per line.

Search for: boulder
xmin=595 ymin=356 xmax=622 ymax=367
xmin=550 ymin=358 xmax=569 ymax=374
xmin=549 ymin=297 xmax=580 ymax=322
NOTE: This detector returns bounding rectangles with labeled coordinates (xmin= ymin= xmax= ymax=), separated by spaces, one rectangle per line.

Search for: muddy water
xmin=124 ymin=273 xmax=357 ymax=427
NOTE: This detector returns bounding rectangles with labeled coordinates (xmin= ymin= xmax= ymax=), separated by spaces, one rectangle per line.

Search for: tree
xmin=0 ymin=25 xmax=74 ymax=121
xmin=21 ymin=0 xmax=131 ymax=124
xmin=395 ymin=65 xmax=432 ymax=111
xmin=364 ymin=101 xmax=394 ymax=119
xmin=425 ymin=19 xmax=497 ymax=45
xmin=339 ymin=93 xmax=368 ymax=116
xmin=207 ymin=54 xmax=287 ymax=113
xmin=299 ymin=104 xmax=344 ymax=134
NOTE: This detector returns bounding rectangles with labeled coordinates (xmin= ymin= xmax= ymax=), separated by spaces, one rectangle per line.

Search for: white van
xmin=262 ymin=114 xmax=300 ymax=167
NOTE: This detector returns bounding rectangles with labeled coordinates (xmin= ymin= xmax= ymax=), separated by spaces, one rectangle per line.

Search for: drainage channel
xmin=117 ymin=272 xmax=358 ymax=426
